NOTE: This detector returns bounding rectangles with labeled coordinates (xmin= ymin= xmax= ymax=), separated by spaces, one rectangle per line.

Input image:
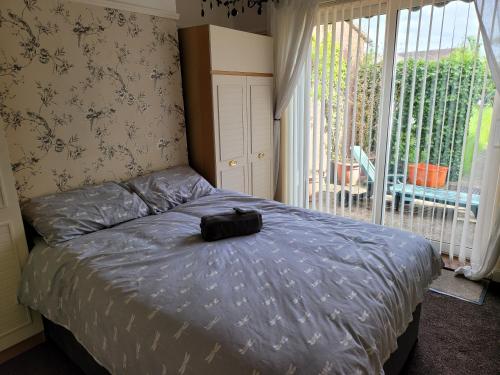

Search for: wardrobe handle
xmin=257 ymin=152 xmax=265 ymax=159
xmin=229 ymin=160 xmax=238 ymax=167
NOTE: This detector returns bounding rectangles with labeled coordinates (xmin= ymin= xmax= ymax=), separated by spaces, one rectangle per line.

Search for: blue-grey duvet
xmin=19 ymin=190 xmax=441 ymax=375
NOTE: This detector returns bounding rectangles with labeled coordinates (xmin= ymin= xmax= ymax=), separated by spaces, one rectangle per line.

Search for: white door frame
xmin=373 ymin=0 xmax=399 ymax=224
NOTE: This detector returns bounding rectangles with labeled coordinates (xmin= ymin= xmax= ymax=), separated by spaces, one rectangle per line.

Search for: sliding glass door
xmin=383 ymin=0 xmax=495 ymax=261
xmin=286 ymin=0 xmax=496 ymax=261
xmin=287 ymin=1 xmax=388 ymax=222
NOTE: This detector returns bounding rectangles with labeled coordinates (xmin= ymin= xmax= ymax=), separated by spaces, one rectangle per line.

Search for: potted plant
xmin=330 ymin=159 xmax=361 ymax=185
xmin=407 ymin=163 xmax=448 ymax=188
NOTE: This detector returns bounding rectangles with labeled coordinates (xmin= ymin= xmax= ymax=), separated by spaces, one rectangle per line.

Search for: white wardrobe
xmin=0 ymin=129 xmax=43 ymax=362
xmin=179 ymin=25 xmax=274 ymax=200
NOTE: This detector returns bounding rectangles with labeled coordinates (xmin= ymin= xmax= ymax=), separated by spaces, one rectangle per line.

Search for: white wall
xmin=72 ymin=0 xmax=268 ymax=33
xmin=176 ymin=0 xmax=268 ymax=34
xmin=234 ymin=7 xmax=268 ymax=34
xmin=176 ymin=0 xmax=233 ymax=29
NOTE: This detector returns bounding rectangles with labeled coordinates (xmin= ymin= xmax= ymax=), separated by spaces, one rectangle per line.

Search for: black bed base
xmin=43 ymin=304 xmax=421 ymax=375
xmin=43 ymin=318 xmax=108 ymax=375
xmin=383 ymin=304 xmax=421 ymax=374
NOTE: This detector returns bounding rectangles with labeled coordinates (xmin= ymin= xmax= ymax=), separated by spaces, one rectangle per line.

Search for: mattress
xmin=18 ymin=190 xmax=441 ymax=374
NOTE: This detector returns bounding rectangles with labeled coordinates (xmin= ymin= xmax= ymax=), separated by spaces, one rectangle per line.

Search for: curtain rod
xmin=320 ymin=0 xmax=387 ymax=7
xmin=319 ymin=0 xmax=472 ymax=8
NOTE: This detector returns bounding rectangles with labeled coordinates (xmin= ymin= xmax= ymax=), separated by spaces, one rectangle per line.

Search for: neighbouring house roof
xmin=396 ymin=48 xmax=455 ymax=61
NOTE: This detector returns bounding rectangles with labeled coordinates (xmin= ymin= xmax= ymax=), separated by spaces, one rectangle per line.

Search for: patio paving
xmin=311 ymin=187 xmax=477 ymax=255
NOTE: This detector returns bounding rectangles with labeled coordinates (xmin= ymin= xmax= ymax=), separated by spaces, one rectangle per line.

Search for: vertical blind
xmin=286 ymin=0 xmax=496 ymax=261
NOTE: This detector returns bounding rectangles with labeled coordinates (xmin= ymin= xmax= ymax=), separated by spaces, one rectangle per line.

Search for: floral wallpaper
xmin=0 ymin=0 xmax=188 ymax=201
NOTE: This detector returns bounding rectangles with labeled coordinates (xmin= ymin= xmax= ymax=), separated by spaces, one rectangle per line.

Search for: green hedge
xmin=357 ymin=44 xmax=494 ymax=181
xmin=311 ymin=36 xmax=494 ymax=182
xmin=393 ymin=47 xmax=493 ymax=180
xmin=355 ymin=54 xmax=382 ymax=158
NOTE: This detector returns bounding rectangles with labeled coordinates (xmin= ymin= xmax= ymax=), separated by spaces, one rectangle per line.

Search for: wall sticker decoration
xmin=0 ymin=0 xmax=188 ymax=200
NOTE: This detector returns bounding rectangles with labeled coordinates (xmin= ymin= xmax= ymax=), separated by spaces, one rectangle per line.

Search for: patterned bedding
xmin=18 ymin=190 xmax=441 ymax=375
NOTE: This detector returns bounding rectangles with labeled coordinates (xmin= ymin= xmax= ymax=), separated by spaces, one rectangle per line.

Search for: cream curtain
xmin=270 ymin=0 xmax=320 ymax=199
xmin=456 ymin=0 xmax=500 ymax=280
xmin=456 ymin=93 xmax=500 ymax=280
xmin=475 ymin=0 xmax=500 ymax=89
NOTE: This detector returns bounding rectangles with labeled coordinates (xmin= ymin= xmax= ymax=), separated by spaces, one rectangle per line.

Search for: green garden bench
xmin=351 ymin=145 xmax=480 ymax=218
xmin=389 ymin=183 xmax=480 ymax=218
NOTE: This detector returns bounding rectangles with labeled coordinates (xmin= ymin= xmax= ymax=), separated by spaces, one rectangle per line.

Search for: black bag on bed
xmin=200 ymin=207 xmax=262 ymax=241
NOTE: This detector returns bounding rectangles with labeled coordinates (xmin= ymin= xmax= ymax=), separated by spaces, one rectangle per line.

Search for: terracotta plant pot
xmin=408 ymin=163 xmax=448 ymax=188
xmin=333 ymin=162 xmax=360 ymax=185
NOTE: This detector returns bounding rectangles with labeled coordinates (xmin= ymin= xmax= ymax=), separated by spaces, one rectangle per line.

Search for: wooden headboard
xmin=0 ymin=0 xmax=188 ymax=201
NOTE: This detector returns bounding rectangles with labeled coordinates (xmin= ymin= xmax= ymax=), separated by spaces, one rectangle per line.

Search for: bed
xmin=18 ymin=167 xmax=441 ymax=375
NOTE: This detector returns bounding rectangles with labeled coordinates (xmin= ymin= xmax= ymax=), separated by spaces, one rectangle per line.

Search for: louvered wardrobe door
xmin=247 ymin=77 xmax=273 ymax=199
xmin=0 ymin=129 xmax=42 ymax=354
xmin=212 ymin=75 xmax=249 ymax=194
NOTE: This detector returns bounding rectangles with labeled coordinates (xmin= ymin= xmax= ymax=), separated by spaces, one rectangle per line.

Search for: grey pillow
xmin=22 ymin=182 xmax=150 ymax=245
xmin=125 ymin=165 xmax=214 ymax=213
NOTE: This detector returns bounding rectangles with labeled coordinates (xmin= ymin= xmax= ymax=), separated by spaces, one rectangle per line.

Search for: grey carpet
xmin=1 ymin=283 xmax=499 ymax=375
xmin=403 ymin=282 xmax=500 ymax=375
